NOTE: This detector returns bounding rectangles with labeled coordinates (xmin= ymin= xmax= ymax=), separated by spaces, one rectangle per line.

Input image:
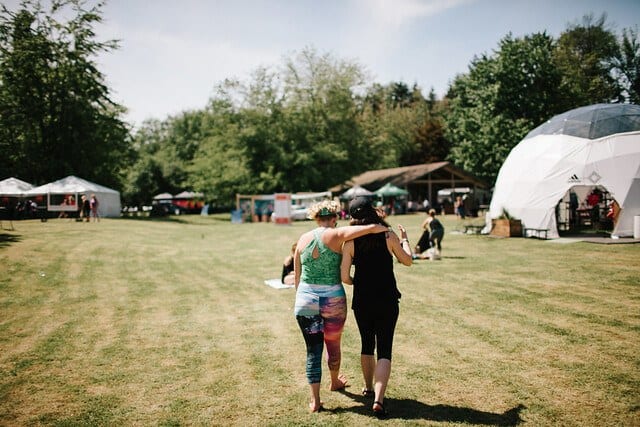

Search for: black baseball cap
xmin=349 ymin=196 xmax=377 ymax=219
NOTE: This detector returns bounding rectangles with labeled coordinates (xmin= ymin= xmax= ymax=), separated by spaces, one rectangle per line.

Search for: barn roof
xmin=330 ymin=161 xmax=488 ymax=193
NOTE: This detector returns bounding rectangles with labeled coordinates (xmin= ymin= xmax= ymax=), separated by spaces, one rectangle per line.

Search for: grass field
xmin=0 ymin=213 xmax=638 ymax=426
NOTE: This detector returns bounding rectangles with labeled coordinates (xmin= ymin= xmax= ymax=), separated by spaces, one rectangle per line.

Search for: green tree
xmin=445 ymin=33 xmax=560 ymax=184
xmin=0 ymin=0 xmax=130 ymax=188
xmin=278 ymin=47 xmax=369 ymax=190
xmin=554 ymin=14 xmax=622 ymax=108
xmin=359 ymin=83 xmax=449 ymax=167
xmin=388 ymin=81 xmax=414 ymax=108
xmin=127 ymin=48 xmax=452 ymax=205
xmin=495 ymin=33 xmax=563 ymax=126
xmin=187 ymin=87 xmax=253 ymax=203
xmin=613 ymin=27 xmax=640 ymax=103
xmin=123 ymin=108 xmax=209 ymax=205
xmin=413 ymin=92 xmax=450 ymax=164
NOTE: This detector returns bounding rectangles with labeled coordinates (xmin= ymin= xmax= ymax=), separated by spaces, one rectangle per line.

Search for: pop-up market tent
xmin=25 ymin=175 xmax=122 ymax=217
xmin=0 ymin=177 xmax=35 ymax=214
xmin=489 ymin=103 xmax=640 ymax=238
xmin=339 ymin=185 xmax=375 ymax=200
xmin=0 ymin=177 xmax=34 ymax=196
xmin=375 ymin=182 xmax=409 ymax=198
xmin=153 ymin=192 xmax=173 ymax=201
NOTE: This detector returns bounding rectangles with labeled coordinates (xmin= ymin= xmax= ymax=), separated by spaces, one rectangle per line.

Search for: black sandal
xmin=362 ymin=388 xmax=374 ymax=397
xmin=373 ymin=401 xmax=388 ymax=418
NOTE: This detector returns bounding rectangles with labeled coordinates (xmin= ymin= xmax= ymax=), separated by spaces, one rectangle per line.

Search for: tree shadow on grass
xmin=336 ymin=390 xmax=524 ymax=425
xmin=0 ymin=232 xmax=21 ymax=249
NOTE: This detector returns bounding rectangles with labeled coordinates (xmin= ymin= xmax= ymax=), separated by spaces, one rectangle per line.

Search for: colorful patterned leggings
xmin=294 ymin=283 xmax=347 ymax=384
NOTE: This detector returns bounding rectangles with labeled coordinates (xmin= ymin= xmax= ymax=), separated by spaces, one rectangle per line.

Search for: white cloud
xmin=355 ymin=0 xmax=473 ymax=28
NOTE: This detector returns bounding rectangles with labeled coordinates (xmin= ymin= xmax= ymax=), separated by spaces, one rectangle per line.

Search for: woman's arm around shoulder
xmin=331 ymin=223 xmax=387 ymax=242
xmin=340 ymin=240 xmax=355 ymax=285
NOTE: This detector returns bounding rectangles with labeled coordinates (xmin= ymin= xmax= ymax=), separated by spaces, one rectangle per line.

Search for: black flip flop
xmin=373 ymin=401 xmax=388 ymax=418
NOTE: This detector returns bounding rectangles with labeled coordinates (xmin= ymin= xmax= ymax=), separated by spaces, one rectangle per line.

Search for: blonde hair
xmin=307 ymin=200 xmax=341 ymax=220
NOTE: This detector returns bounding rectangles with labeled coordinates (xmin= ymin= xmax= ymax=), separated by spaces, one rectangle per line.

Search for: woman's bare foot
xmin=330 ymin=373 xmax=348 ymax=391
xmin=309 ymin=401 xmax=324 ymax=412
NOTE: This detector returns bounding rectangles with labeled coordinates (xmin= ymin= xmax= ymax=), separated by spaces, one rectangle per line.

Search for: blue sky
xmin=5 ymin=0 xmax=640 ymax=126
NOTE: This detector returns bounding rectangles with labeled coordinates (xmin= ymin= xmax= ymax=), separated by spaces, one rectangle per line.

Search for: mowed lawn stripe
xmin=0 ymin=215 xmax=638 ymax=426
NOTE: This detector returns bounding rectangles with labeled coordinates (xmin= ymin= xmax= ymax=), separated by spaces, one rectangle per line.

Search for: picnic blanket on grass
xmin=264 ymin=279 xmax=294 ymax=289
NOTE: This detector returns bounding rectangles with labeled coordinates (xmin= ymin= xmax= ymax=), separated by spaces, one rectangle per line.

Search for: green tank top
xmin=300 ymin=228 xmax=342 ymax=284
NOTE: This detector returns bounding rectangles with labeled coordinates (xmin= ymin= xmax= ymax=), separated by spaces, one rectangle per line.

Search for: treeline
xmin=122 ymin=51 xmax=449 ymax=206
xmin=1 ymin=1 xmax=638 ymax=206
xmin=0 ymin=0 xmax=131 ymax=191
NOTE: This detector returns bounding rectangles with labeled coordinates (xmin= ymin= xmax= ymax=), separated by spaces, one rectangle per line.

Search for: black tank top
xmin=352 ymin=233 xmax=401 ymax=310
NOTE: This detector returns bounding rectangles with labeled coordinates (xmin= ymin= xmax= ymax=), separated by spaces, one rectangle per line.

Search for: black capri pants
xmin=353 ymin=303 xmax=399 ymax=360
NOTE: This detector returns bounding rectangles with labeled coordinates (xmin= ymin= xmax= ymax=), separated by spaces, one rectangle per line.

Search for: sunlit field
xmin=1 ymin=213 xmax=638 ymax=426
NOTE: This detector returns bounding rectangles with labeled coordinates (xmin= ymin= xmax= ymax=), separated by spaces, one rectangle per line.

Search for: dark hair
xmin=349 ymin=209 xmax=389 ymax=251
xmin=349 ymin=198 xmax=389 ymax=228
xmin=349 ymin=197 xmax=389 ymax=224
xmin=349 ymin=209 xmax=389 ymax=227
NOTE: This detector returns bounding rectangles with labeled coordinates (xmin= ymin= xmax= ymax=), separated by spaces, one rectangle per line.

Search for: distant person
xmin=340 ymin=197 xmax=413 ymax=418
xmin=587 ymin=189 xmax=601 ymax=207
xmin=2 ymin=200 xmax=16 ymax=230
xmin=414 ymin=209 xmax=445 ymax=259
xmin=25 ymin=200 xmax=38 ymax=219
xmin=587 ymin=189 xmax=601 ymax=224
xmin=81 ymin=195 xmax=90 ymax=222
xmin=454 ymin=195 xmax=465 ymax=219
xmin=606 ymin=200 xmax=620 ymax=226
xmin=90 ymin=194 xmax=100 ymax=222
xmin=293 ymin=199 xmax=388 ymax=413
xmin=569 ymin=191 xmax=579 ymax=227
xmin=14 ymin=200 xmax=24 ymax=220
xmin=67 ymin=195 xmax=76 ymax=219
xmin=281 ymin=242 xmax=296 ymax=286
xmin=58 ymin=197 xmax=69 ymax=219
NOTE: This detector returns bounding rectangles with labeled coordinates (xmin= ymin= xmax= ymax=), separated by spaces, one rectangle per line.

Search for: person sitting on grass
xmin=281 ymin=242 xmax=296 ymax=286
xmin=414 ymin=209 xmax=444 ymax=259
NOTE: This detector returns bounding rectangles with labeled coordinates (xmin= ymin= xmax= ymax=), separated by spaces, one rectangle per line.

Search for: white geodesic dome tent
xmin=489 ymin=103 xmax=640 ymax=238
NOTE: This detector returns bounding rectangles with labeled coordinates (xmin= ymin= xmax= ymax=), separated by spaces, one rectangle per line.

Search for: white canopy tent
xmin=489 ymin=104 xmax=640 ymax=238
xmin=153 ymin=192 xmax=173 ymax=201
xmin=0 ymin=177 xmax=34 ymax=196
xmin=174 ymin=191 xmax=204 ymax=199
xmin=25 ymin=175 xmax=122 ymax=217
xmin=339 ymin=185 xmax=374 ymax=200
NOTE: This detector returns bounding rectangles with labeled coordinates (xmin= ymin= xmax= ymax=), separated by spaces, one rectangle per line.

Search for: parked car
xmin=271 ymin=204 xmax=310 ymax=222
xmin=291 ymin=204 xmax=310 ymax=220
